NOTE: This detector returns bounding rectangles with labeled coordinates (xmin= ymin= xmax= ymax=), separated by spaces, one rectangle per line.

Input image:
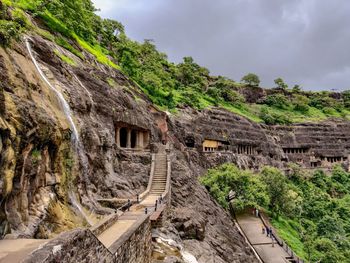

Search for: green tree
xmin=274 ymin=77 xmax=288 ymax=90
xmin=200 ymin=164 xmax=269 ymax=210
xmin=260 ymin=166 xmax=291 ymax=217
xmin=176 ymin=56 xmax=209 ymax=91
xmin=241 ymin=73 xmax=260 ymax=86
xmin=292 ymin=85 xmax=302 ymax=93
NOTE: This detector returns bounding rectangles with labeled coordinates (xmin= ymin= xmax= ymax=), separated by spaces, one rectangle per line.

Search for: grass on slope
xmin=10 ymin=0 xmax=119 ymax=70
xmin=54 ymin=49 xmax=76 ymax=66
xmin=271 ymin=217 xmax=308 ymax=261
xmin=39 ymin=11 xmax=120 ymax=69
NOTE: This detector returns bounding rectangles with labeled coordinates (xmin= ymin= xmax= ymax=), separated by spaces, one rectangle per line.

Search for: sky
xmin=92 ymin=0 xmax=350 ymax=91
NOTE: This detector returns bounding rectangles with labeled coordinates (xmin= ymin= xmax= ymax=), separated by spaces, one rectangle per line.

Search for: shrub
xmin=265 ymin=94 xmax=290 ymax=109
xmin=221 ymin=88 xmax=245 ymax=105
xmin=259 ymin=107 xmax=292 ymax=125
xmin=309 ymin=92 xmax=336 ymax=109
xmin=206 ymin=87 xmax=221 ymax=102
xmin=0 ymin=20 xmax=21 ymax=46
xmin=181 ymin=90 xmax=201 ymax=108
xmin=322 ymin=107 xmax=337 ymax=115
xmin=292 ymin=94 xmax=310 ymax=113
xmin=12 ymin=8 xmax=30 ymax=28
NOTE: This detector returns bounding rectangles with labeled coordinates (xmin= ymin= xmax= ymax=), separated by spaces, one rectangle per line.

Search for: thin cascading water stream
xmin=25 ymin=37 xmax=93 ymax=225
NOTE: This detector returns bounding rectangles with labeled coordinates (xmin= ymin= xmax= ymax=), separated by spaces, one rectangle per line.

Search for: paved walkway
xmin=97 ymin=151 xmax=168 ymax=251
xmin=0 ymin=239 xmax=47 ymax=263
xmin=236 ymin=212 xmax=290 ymax=263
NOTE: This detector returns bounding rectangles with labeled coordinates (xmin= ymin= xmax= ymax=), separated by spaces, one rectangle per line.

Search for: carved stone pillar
xmin=138 ymin=131 xmax=144 ymax=149
xmin=127 ymin=129 xmax=131 ymax=148
xmin=116 ymin=128 xmax=120 ymax=147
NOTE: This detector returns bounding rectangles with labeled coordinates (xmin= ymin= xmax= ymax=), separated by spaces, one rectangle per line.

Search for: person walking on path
xmin=266 ymin=226 xmax=269 ymax=237
xmin=255 ymin=208 xmax=259 ymax=218
xmin=269 ymin=227 xmax=273 ymax=238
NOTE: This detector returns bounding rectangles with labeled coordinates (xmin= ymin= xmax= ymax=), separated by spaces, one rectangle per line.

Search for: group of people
xmin=262 ymin=225 xmax=276 ymax=247
xmin=262 ymin=225 xmax=273 ymax=237
xmin=254 ymin=207 xmax=276 ymax=247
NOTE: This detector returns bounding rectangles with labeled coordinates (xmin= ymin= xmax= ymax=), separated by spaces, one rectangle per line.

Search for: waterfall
xmin=25 ymin=37 xmax=93 ymax=226
xmin=73 ymin=73 xmax=94 ymax=107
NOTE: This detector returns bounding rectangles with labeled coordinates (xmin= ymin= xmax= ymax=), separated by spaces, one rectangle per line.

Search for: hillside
xmin=1 ymin=0 xmax=350 ymax=124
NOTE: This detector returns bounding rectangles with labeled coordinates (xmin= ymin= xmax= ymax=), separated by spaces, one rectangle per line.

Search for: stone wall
xmin=109 ymin=215 xmax=152 ymax=263
xmin=23 ymin=229 xmax=115 ymax=263
xmin=22 ymin=212 xmax=155 ymax=263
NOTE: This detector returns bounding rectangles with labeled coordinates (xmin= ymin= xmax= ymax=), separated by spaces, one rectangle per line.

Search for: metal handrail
xmin=258 ymin=212 xmax=304 ymax=263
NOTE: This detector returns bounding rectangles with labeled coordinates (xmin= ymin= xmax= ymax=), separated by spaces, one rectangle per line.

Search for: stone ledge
xmin=108 ymin=214 xmax=150 ymax=254
xmin=90 ymin=212 xmax=120 ymax=236
xmin=22 ymin=228 xmax=115 ymax=263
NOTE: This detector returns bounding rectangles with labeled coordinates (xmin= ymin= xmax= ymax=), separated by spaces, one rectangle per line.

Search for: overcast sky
xmin=92 ymin=0 xmax=350 ymax=91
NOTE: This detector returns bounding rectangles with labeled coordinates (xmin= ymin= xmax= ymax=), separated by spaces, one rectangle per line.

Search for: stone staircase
xmin=149 ymin=153 xmax=167 ymax=196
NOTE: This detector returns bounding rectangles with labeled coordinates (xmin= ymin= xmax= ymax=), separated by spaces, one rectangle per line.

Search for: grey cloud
xmin=93 ymin=0 xmax=350 ymax=90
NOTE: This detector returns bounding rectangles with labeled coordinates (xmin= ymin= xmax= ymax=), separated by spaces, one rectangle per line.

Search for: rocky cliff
xmin=0 ymin=35 xmax=163 ymax=238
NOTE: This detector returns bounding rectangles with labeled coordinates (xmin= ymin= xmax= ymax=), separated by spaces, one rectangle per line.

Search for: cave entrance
xmin=185 ymin=136 xmax=195 ymax=148
xmin=119 ymin=127 xmax=128 ymax=148
xmin=131 ymin=130 xmax=137 ymax=149
xmin=116 ymin=123 xmax=151 ymax=150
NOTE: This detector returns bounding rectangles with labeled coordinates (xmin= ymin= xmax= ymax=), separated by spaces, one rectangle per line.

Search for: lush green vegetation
xmin=201 ymin=164 xmax=350 ymax=262
xmin=54 ymin=49 xmax=76 ymax=66
xmin=1 ymin=0 xmax=350 ymax=123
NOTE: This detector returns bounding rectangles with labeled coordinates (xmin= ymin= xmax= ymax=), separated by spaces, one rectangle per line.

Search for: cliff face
xmin=0 ymin=35 xmax=162 ymax=238
xmin=170 ymin=107 xmax=350 ymax=172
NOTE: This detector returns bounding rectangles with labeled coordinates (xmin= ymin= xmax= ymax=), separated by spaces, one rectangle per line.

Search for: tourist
xmin=266 ymin=226 xmax=269 ymax=237
xmin=269 ymin=227 xmax=273 ymax=237
xmin=255 ymin=208 xmax=259 ymax=217
xmin=262 ymin=225 xmax=265 ymax=234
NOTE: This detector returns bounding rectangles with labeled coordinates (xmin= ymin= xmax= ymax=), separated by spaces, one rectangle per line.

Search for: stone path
xmin=97 ymin=152 xmax=168 ymax=251
xmin=236 ymin=212 xmax=291 ymax=263
xmin=0 ymin=239 xmax=47 ymax=263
